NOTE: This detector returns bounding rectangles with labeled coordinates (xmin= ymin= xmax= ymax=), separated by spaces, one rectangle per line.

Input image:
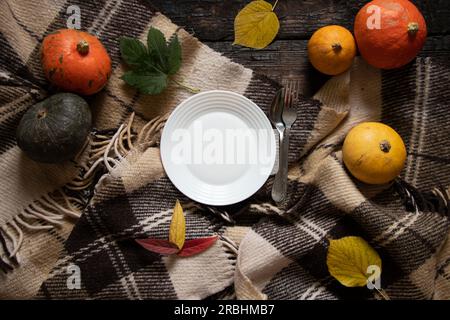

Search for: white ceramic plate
xmin=161 ymin=90 xmax=276 ymax=206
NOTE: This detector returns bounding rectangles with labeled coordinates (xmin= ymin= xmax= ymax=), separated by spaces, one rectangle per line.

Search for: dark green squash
xmin=16 ymin=93 xmax=92 ymax=163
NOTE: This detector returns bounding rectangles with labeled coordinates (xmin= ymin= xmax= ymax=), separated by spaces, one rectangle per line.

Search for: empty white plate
xmin=161 ymin=90 xmax=276 ymax=205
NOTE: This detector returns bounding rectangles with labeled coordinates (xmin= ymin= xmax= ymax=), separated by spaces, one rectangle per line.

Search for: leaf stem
xmin=375 ymin=287 xmax=391 ymax=300
xmin=145 ymin=62 xmax=165 ymax=75
xmin=272 ymin=0 xmax=279 ymax=11
xmin=172 ymin=79 xmax=200 ymax=94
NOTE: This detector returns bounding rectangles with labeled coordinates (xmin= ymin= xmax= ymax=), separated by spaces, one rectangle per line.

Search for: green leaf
xmin=119 ymin=37 xmax=148 ymax=67
xmin=121 ymin=70 xmax=168 ymax=95
xmin=147 ymin=27 xmax=168 ymax=71
xmin=119 ymin=27 xmax=194 ymax=95
xmin=166 ymin=34 xmax=182 ymax=75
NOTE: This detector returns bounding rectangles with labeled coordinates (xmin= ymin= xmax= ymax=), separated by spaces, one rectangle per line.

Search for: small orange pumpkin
xmin=308 ymin=25 xmax=357 ymax=76
xmin=41 ymin=29 xmax=111 ymax=95
xmin=354 ymin=0 xmax=427 ymax=69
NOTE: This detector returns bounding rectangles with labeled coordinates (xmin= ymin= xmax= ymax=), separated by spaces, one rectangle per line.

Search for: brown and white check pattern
xmin=0 ymin=0 xmax=449 ymax=299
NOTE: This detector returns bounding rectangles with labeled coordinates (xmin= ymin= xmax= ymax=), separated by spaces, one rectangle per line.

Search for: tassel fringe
xmin=394 ymin=179 xmax=450 ymax=217
xmin=0 ymin=112 xmax=166 ymax=273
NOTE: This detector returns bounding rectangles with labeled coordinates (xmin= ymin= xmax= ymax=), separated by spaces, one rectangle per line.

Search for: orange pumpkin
xmin=354 ymin=0 xmax=427 ymax=69
xmin=308 ymin=25 xmax=357 ymax=76
xmin=41 ymin=29 xmax=111 ymax=95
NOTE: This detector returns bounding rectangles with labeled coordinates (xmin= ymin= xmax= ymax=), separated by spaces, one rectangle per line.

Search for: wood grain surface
xmin=149 ymin=0 xmax=450 ymax=96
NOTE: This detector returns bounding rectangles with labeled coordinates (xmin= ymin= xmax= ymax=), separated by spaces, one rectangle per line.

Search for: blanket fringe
xmin=218 ymin=234 xmax=238 ymax=299
xmin=220 ymin=234 xmax=239 ymax=258
xmin=0 ymin=112 xmax=164 ymax=273
xmin=201 ymin=205 xmax=236 ymax=224
xmin=394 ymin=179 xmax=450 ymax=217
xmin=135 ymin=112 xmax=168 ymax=151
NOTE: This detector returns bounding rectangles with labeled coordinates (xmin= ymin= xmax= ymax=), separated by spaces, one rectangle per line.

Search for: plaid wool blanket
xmin=1 ymin=0 xmax=450 ymax=299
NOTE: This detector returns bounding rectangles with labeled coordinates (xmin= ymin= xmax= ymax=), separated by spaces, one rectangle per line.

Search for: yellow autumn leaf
xmin=327 ymin=236 xmax=382 ymax=287
xmin=234 ymin=0 xmax=280 ymax=49
xmin=169 ymin=200 xmax=185 ymax=250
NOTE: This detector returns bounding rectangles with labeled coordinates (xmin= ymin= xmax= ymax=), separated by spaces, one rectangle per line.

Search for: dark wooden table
xmin=150 ymin=0 xmax=450 ymax=97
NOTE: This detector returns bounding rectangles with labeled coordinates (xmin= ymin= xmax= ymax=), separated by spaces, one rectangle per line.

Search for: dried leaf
xmin=177 ymin=236 xmax=219 ymax=257
xmin=169 ymin=200 xmax=185 ymax=250
xmin=136 ymin=200 xmax=218 ymax=258
xmin=135 ymin=239 xmax=179 ymax=255
xmin=234 ymin=0 xmax=280 ymax=49
xmin=327 ymin=236 xmax=382 ymax=287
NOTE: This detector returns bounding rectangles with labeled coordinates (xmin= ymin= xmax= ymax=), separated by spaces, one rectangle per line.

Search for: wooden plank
xmin=205 ymin=35 xmax=450 ymax=97
xmin=150 ymin=0 xmax=450 ymax=42
xmin=206 ymin=39 xmax=326 ymax=97
xmin=148 ymin=0 xmax=450 ymax=96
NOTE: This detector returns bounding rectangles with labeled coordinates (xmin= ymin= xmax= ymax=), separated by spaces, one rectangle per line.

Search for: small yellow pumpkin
xmin=342 ymin=122 xmax=407 ymax=185
xmin=308 ymin=25 xmax=357 ymax=76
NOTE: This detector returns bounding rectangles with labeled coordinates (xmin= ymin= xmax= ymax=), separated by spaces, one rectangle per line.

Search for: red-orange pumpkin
xmin=354 ymin=0 xmax=427 ymax=69
xmin=41 ymin=29 xmax=111 ymax=95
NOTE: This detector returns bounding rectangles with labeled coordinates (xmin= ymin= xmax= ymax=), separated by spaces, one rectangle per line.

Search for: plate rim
xmin=160 ymin=90 xmax=276 ymax=205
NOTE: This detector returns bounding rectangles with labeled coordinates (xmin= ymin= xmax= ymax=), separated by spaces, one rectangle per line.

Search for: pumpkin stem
xmin=77 ymin=40 xmax=89 ymax=55
xmin=332 ymin=43 xmax=342 ymax=52
xmin=380 ymin=140 xmax=391 ymax=153
xmin=408 ymin=22 xmax=419 ymax=35
xmin=37 ymin=109 xmax=47 ymax=119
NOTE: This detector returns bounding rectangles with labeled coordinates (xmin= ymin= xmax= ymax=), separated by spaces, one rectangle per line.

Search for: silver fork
xmin=271 ymin=82 xmax=298 ymax=203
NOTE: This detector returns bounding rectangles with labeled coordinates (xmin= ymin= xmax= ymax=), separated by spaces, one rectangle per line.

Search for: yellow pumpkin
xmin=342 ymin=122 xmax=407 ymax=185
xmin=308 ymin=25 xmax=356 ymax=75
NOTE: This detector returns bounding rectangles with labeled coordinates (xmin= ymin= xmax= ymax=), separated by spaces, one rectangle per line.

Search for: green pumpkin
xmin=16 ymin=93 xmax=92 ymax=163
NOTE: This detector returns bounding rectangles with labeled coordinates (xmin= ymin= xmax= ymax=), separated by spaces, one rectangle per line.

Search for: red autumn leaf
xmin=135 ymin=239 xmax=179 ymax=255
xmin=177 ymin=236 xmax=218 ymax=257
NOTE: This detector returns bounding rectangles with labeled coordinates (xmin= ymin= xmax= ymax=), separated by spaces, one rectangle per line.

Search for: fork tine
xmin=282 ymin=86 xmax=288 ymax=108
xmin=288 ymin=80 xmax=298 ymax=103
xmin=284 ymin=82 xmax=293 ymax=109
xmin=288 ymin=88 xmax=292 ymax=108
xmin=283 ymin=84 xmax=288 ymax=107
xmin=284 ymin=88 xmax=289 ymax=109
